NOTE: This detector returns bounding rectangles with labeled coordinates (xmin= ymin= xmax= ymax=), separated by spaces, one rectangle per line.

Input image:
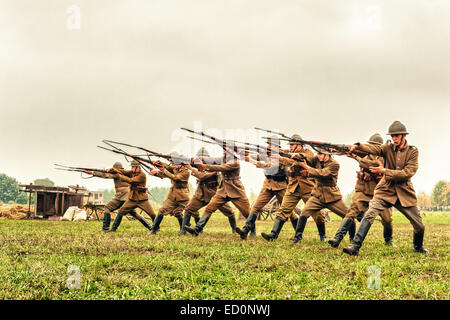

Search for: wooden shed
xmin=19 ymin=184 xmax=88 ymax=218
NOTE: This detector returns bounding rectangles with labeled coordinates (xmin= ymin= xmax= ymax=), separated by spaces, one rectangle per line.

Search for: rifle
xmin=277 ymin=137 xmax=368 ymax=156
xmin=98 ymin=141 xmax=160 ymax=173
xmin=254 ymin=127 xmax=291 ymax=139
xmin=103 ymin=140 xmax=192 ymax=165
xmin=54 ymin=164 xmax=113 ymax=179
xmin=181 ymin=128 xmax=241 ymax=161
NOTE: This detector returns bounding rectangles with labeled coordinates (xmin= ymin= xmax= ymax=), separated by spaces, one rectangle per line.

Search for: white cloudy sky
xmin=1 ymin=0 xmax=449 ymax=197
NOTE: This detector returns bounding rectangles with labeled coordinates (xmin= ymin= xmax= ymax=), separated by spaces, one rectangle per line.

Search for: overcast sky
xmin=1 ymin=0 xmax=449 ymax=198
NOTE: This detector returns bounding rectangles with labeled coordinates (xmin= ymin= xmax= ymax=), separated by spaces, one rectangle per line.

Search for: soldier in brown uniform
xmin=179 ymin=148 xmax=237 ymax=236
xmin=150 ymin=153 xmax=191 ymax=234
xmin=236 ymin=136 xmax=295 ymax=240
xmin=184 ymin=141 xmax=251 ymax=236
xmin=106 ymin=160 xmax=156 ymax=232
xmin=260 ymin=135 xmax=328 ymax=242
xmin=289 ymin=148 xmax=355 ymax=244
xmin=343 ymin=121 xmax=428 ymax=255
xmin=84 ymin=162 xmax=141 ymax=231
xmin=328 ymin=133 xmax=394 ymax=248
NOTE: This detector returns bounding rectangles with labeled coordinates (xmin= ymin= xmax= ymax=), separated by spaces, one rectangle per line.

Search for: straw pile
xmin=0 ymin=204 xmax=32 ymax=220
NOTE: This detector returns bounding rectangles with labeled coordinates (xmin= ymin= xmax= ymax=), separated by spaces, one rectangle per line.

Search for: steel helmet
xmin=387 ymin=121 xmax=409 ymax=135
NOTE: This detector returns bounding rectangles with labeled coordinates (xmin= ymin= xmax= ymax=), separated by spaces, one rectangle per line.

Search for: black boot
xmin=236 ymin=213 xmax=257 ymax=240
xmin=413 ymin=230 xmax=428 ymax=254
xmin=316 ymin=221 xmax=327 ymax=241
xmin=184 ymin=214 xmax=210 ymax=236
xmin=290 ymin=217 xmax=299 ymax=232
xmin=348 ymin=220 xmax=356 ymax=242
xmin=383 ymin=225 xmax=396 ymax=246
xmin=178 ymin=213 xmax=191 ymax=236
xmin=228 ymin=216 xmax=237 ymax=234
xmin=106 ymin=214 xmax=123 ymax=232
xmin=177 ymin=216 xmax=183 ymax=232
xmin=261 ymin=218 xmax=286 ymax=241
xmin=292 ymin=216 xmax=307 ymax=244
xmin=249 ymin=225 xmax=257 ymax=237
xmin=150 ymin=214 xmax=164 ymax=235
xmin=328 ymin=218 xmax=353 ymax=248
xmin=343 ymin=219 xmax=372 ymax=256
xmin=102 ymin=212 xmax=111 ymax=231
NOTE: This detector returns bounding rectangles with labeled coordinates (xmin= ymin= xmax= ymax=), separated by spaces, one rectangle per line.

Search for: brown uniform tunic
xmin=275 ymin=149 xmax=326 ymax=223
xmin=91 ymin=171 xmax=131 ymax=213
xmin=184 ymin=168 xmax=234 ymax=218
xmin=300 ymin=156 xmax=348 ymax=219
xmin=355 ymin=141 xmax=424 ymax=233
xmin=155 ymin=165 xmax=190 ymax=218
xmin=249 ymin=155 xmax=289 ymax=217
xmin=112 ymin=169 xmax=156 ymax=219
xmin=346 ymin=155 xmax=393 ymax=228
xmin=202 ymin=157 xmax=250 ymax=217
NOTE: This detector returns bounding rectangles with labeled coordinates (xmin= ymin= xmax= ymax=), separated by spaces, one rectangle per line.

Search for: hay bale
xmin=0 ymin=204 xmax=32 ymax=220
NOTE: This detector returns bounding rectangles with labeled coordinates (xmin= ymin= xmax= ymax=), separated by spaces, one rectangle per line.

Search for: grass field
xmin=0 ymin=211 xmax=448 ymax=300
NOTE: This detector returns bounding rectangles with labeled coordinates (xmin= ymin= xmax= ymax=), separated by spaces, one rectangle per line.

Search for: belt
xmin=317 ymin=181 xmax=336 ymax=187
xmin=265 ymin=175 xmax=287 ymax=182
xmin=115 ymin=187 xmax=130 ymax=191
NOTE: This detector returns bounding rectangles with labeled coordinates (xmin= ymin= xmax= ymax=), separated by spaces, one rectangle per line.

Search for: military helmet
xmin=169 ymin=151 xmax=181 ymax=163
xmin=387 ymin=121 xmax=409 ymax=135
xmin=130 ymin=160 xmax=140 ymax=167
xmin=289 ymin=134 xmax=303 ymax=145
xmin=367 ymin=133 xmax=383 ymax=145
xmin=196 ymin=147 xmax=210 ymax=157
xmin=113 ymin=162 xmax=123 ymax=169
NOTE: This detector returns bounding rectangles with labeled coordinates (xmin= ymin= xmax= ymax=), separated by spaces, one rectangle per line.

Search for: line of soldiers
xmin=86 ymin=120 xmax=428 ymax=256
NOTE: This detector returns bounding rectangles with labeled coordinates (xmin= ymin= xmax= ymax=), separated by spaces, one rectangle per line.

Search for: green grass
xmin=0 ymin=211 xmax=448 ymax=300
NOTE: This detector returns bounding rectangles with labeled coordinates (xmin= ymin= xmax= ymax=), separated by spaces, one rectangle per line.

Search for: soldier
xmin=179 ymin=147 xmax=237 ymax=236
xmin=343 ymin=121 xmax=428 ymax=255
xmin=328 ymin=133 xmax=394 ymax=248
xmin=184 ymin=141 xmax=251 ymax=236
xmin=235 ymin=136 xmax=294 ymax=240
xmin=289 ymin=147 xmax=355 ymax=244
xmin=84 ymin=162 xmax=143 ymax=232
xmin=260 ymin=135 xmax=328 ymax=242
xmin=106 ymin=160 xmax=156 ymax=232
xmin=150 ymin=152 xmax=191 ymax=235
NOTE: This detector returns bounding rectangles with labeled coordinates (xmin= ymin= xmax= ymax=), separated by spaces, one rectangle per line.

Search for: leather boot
xmin=178 ymin=213 xmax=191 ymax=236
xmin=261 ymin=218 xmax=285 ymax=241
xmin=348 ymin=220 xmax=356 ymax=242
xmin=413 ymin=230 xmax=428 ymax=254
xmin=317 ymin=221 xmax=327 ymax=241
xmin=343 ymin=218 xmax=372 ymax=256
xmin=184 ymin=214 xmax=210 ymax=236
xmin=228 ymin=215 xmax=237 ymax=234
xmin=102 ymin=212 xmax=111 ymax=231
xmin=328 ymin=218 xmax=353 ymax=248
xmin=150 ymin=214 xmax=164 ymax=235
xmin=290 ymin=217 xmax=299 ymax=232
xmin=383 ymin=225 xmax=396 ymax=246
xmin=177 ymin=216 xmax=183 ymax=232
xmin=292 ymin=216 xmax=307 ymax=244
xmin=236 ymin=213 xmax=257 ymax=240
xmin=106 ymin=214 xmax=123 ymax=232
xmin=129 ymin=211 xmax=153 ymax=232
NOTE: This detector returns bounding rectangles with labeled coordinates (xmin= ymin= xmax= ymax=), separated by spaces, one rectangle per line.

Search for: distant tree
xmin=0 ymin=173 xmax=25 ymax=203
xmin=417 ymin=191 xmax=432 ymax=208
xmin=33 ymin=178 xmax=55 ymax=187
xmin=443 ymin=182 xmax=450 ymax=206
xmin=432 ymin=180 xmax=447 ymax=206
xmin=103 ymin=188 xmax=115 ymax=203
xmin=149 ymin=187 xmax=170 ymax=204
xmin=344 ymin=190 xmax=355 ymax=206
